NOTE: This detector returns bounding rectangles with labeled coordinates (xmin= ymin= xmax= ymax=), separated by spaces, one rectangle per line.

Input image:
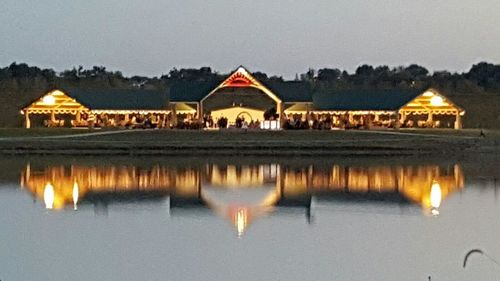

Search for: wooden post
xmin=427 ymin=111 xmax=433 ymax=122
xmin=171 ymin=105 xmax=177 ymax=128
xmin=400 ymin=111 xmax=407 ymax=126
xmin=196 ymin=102 xmax=201 ymax=121
xmin=454 ymin=111 xmax=462 ymax=130
xmin=394 ymin=111 xmax=401 ymax=130
xmin=76 ymin=111 xmax=81 ymax=124
xmin=199 ymin=102 xmax=204 ymax=122
xmin=277 ymin=101 xmax=283 ymax=129
xmin=25 ymin=111 xmax=31 ymax=129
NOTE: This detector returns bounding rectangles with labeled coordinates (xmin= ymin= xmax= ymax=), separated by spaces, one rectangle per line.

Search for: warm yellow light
xmin=72 ymin=182 xmax=79 ymax=210
xmin=236 ymin=208 xmax=248 ymax=236
xmin=44 ymin=182 xmax=55 ymax=209
xmin=423 ymin=91 xmax=434 ymax=97
xmin=42 ymin=95 xmax=56 ymax=105
xmin=430 ymin=181 xmax=442 ymax=215
xmin=430 ymin=96 xmax=444 ymax=106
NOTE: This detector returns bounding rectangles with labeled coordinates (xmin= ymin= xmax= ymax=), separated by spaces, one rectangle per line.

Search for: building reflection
xmin=21 ymin=162 xmax=464 ymax=234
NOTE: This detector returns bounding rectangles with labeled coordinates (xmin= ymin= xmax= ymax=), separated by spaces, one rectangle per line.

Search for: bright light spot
xmin=73 ymin=182 xmax=79 ymax=210
xmin=237 ymin=67 xmax=247 ymax=74
xmin=44 ymin=182 xmax=55 ymax=209
xmin=430 ymin=181 xmax=442 ymax=216
xmin=430 ymin=96 xmax=444 ymax=106
xmin=423 ymin=91 xmax=435 ymax=97
xmin=42 ymin=95 xmax=56 ymax=105
xmin=236 ymin=208 xmax=248 ymax=237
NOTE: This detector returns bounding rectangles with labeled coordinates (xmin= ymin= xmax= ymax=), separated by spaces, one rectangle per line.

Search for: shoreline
xmin=0 ymin=129 xmax=497 ymax=156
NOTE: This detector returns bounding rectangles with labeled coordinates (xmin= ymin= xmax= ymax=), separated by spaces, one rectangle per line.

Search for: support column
xmin=76 ymin=111 xmax=81 ymax=126
xmin=171 ymin=105 xmax=177 ymax=128
xmin=277 ymin=101 xmax=283 ymax=129
xmin=24 ymin=112 xmax=31 ymax=129
xmin=394 ymin=111 xmax=400 ymax=130
xmin=400 ymin=111 xmax=407 ymax=126
xmin=196 ymin=102 xmax=201 ymax=121
xmin=348 ymin=112 xmax=354 ymax=128
xmin=161 ymin=113 xmax=167 ymax=129
xmin=427 ymin=111 xmax=434 ymax=127
xmin=454 ymin=111 xmax=462 ymax=130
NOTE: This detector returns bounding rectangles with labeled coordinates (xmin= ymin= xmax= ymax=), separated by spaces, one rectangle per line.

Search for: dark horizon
xmin=2 ymin=60 xmax=498 ymax=80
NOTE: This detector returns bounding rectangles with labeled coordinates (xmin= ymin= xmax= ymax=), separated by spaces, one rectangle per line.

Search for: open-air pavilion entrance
xmin=199 ymin=67 xmax=283 ymax=129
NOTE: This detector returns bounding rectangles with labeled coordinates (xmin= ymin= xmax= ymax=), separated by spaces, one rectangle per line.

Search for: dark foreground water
xmin=0 ymin=156 xmax=499 ymax=281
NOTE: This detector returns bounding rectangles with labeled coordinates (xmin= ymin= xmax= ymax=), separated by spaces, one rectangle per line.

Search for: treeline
xmin=1 ymin=61 xmax=500 ymax=94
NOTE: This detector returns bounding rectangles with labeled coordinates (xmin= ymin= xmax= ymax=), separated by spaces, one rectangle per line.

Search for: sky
xmin=0 ymin=0 xmax=499 ymax=79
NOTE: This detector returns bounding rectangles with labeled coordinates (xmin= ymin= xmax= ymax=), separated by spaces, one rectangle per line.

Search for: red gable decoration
xmin=222 ymin=69 xmax=255 ymax=88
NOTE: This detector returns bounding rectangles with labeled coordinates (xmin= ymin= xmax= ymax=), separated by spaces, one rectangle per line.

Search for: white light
xmin=236 ymin=208 xmax=247 ymax=236
xmin=44 ymin=182 xmax=55 ymax=209
xmin=42 ymin=95 xmax=56 ymax=105
xmin=423 ymin=91 xmax=434 ymax=97
xmin=430 ymin=96 xmax=444 ymax=106
xmin=430 ymin=181 xmax=442 ymax=213
xmin=73 ymin=182 xmax=79 ymax=210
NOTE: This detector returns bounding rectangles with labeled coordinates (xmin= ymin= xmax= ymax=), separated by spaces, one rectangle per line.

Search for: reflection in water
xmin=73 ymin=182 xmax=79 ymax=210
xmin=21 ymin=163 xmax=464 ymax=235
xmin=43 ymin=182 xmax=54 ymax=209
xmin=235 ymin=208 xmax=248 ymax=237
xmin=430 ymin=181 xmax=442 ymax=216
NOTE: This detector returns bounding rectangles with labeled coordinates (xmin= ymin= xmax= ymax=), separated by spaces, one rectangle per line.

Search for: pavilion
xmin=21 ymin=88 xmax=169 ymax=128
xmin=21 ymin=66 xmax=465 ymax=129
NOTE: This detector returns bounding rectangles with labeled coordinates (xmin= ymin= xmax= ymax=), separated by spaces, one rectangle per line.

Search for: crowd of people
xmin=49 ymin=111 xmax=448 ymax=130
xmin=69 ymin=113 xmax=165 ymax=129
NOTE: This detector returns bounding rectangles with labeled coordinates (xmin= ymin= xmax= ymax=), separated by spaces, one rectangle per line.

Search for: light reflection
xmin=43 ymin=182 xmax=54 ymax=209
xmin=21 ymin=163 xmax=464 ymax=230
xmin=235 ymin=208 xmax=248 ymax=237
xmin=73 ymin=182 xmax=79 ymax=210
xmin=430 ymin=181 xmax=442 ymax=216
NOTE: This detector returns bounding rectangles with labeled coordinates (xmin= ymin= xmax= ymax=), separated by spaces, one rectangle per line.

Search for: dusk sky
xmin=1 ymin=0 xmax=499 ymax=78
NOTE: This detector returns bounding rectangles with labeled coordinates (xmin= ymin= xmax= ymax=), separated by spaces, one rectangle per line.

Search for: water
xmin=0 ymin=156 xmax=499 ymax=281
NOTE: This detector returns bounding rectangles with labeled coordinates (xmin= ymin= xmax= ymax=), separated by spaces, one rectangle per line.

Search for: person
xmin=235 ymin=117 xmax=242 ymax=128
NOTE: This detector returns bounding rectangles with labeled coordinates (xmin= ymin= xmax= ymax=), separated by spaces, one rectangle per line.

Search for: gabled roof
xmin=65 ymin=88 xmax=169 ymax=110
xmin=168 ymin=67 xmax=315 ymax=103
xmin=312 ymin=89 xmax=422 ymax=111
xmin=264 ymin=81 xmax=313 ymax=102
xmin=201 ymin=66 xmax=282 ymax=104
xmin=169 ymin=80 xmax=222 ymax=102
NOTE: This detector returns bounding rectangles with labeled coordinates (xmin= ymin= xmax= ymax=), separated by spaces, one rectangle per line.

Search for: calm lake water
xmin=0 ymin=156 xmax=499 ymax=281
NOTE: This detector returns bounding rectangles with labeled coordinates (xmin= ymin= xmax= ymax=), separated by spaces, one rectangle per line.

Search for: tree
xmin=465 ymin=62 xmax=500 ymax=90
xmin=317 ymin=68 xmax=341 ymax=82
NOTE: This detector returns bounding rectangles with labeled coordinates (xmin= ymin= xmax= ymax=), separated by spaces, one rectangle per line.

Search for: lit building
xmin=21 ymin=66 xmax=465 ymax=129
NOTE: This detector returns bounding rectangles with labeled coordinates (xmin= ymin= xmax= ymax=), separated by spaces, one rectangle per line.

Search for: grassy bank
xmin=0 ymin=129 xmax=497 ymax=156
xmin=0 ymin=128 xmax=101 ymax=137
